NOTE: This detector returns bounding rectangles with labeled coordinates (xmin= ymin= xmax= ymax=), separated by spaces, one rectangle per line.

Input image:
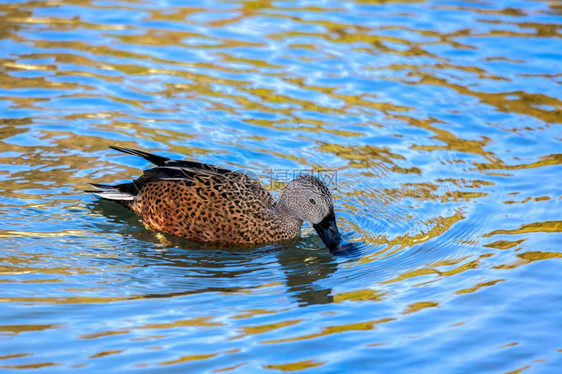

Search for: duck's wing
xmin=109 ymin=146 xmax=232 ymax=174
xmin=90 ymin=147 xmax=275 ymax=208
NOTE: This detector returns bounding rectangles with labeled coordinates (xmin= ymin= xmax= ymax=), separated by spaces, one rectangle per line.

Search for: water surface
xmin=1 ymin=0 xmax=561 ymax=372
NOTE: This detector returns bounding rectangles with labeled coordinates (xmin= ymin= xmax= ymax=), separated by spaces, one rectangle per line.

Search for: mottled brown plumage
xmin=89 ymin=146 xmax=343 ymax=250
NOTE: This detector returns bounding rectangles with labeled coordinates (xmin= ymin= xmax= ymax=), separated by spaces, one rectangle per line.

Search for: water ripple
xmin=0 ymin=0 xmax=561 ymax=372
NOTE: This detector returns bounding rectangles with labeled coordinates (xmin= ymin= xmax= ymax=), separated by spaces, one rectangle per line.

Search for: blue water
xmin=1 ymin=0 xmax=561 ymax=372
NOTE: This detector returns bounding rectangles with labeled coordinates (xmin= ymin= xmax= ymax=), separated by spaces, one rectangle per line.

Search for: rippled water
xmin=1 ymin=0 xmax=561 ymax=372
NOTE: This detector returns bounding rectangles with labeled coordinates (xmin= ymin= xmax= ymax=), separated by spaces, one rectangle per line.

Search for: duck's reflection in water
xmin=89 ymin=199 xmax=359 ymax=306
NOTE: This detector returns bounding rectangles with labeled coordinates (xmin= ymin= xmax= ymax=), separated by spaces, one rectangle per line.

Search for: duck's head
xmin=279 ymin=174 xmax=342 ymax=251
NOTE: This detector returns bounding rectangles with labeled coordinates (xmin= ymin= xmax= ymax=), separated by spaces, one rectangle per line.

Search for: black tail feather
xmin=109 ymin=146 xmax=170 ymax=166
xmin=108 ymin=146 xmax=235 ymax=174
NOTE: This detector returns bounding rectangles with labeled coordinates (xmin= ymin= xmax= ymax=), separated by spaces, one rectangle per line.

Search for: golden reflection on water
xmin=231 ymin=319 xmax=302 ymax=340
xmin=88 ymin=350 xmax=123 ymax=359
xmin=494 ymin=251 xmax=562 ymax=270
xmin=0 ymin=323 xmax=59 ymax=335
xmin=160 ymin=350 xmax=240 ymax=366
xmin=333 ymin=288 xmax=387 ymax=303
xmin=0 ymin=0 xmax=561 ymax=371
xmin=485 ymin=220 xmax=562 ymax=236
xmin=1 ymin=362 xmax=59 ymax=370
xmin=262 ymin=359 xmax=325 ymax=372
xmin=403 ymin=301 xmax=438 ymax=314
xmin=455 ymin=279 xmax=505 ymax=295
xmin=0 ymin=353 xmax=32 ymax=361
xmin=262 ymin=318 xmax=395 ymax=344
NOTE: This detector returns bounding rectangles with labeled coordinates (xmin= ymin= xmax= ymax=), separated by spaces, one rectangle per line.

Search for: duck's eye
xmin=309 ymin=198 xmax=316 ymax=205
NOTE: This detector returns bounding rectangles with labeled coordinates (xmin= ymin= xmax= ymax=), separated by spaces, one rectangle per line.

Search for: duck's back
xmin=90 ymin=147 xmax=302 ymax=245
xmin=131 ymin=171 xmax=292 ymax=244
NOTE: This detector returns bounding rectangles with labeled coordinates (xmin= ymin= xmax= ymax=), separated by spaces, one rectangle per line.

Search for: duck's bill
xmin=313 ymin=212 xmax=342 ymax=251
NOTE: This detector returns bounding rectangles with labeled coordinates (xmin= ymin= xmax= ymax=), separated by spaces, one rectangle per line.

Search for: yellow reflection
xmin=80 ymin=316 xmax=224 ymax=340
xmin=410 ymin=73 xmax=562 ymax=127
xmin=404 ymin=301 xmax=438 ymax=314
xmin=497 ymin=342 xmax=518 ymax=349
xmin=0 ymin=353 xmax=31 ymax=361
xmin=1 ymin=362 xmax=59 ymax=370
xmin=455 ymin=279 xmax=505 ymax=295
xmin=0 ymin=296 xmax=142 ymax=304
xmin=232 ymin=308 xmax=289 ymax=319
xmin=220 ymin=282 xmax=283 ymax=295
xmin=160 ymin=353 xmax=218 ymax=365
xmin=160 ymin=349 xmax=239 ymax=366
xmin=504 ymin=196 xmax=551 ymax=204
xmin=505 ymin=364 xmax=531 ymax=374
xmin=484 ymin=239 xmax=525 ymax=250
xmin=80 ymin=329 xmax=129 ymax=340
xmin=0 ymin=324 xmax=59 ymax=335
xmin=213 ymin=362 xmax=248 ymax=373
xmin=382 ymin=253 xmax=491 ymax=285
xmin=262 ymin=318 xmax=395 ymax=344
xmin=138 ymin=317 xmax=223 ymax=329
xmin=263 ymin=359 xmax=324 ymax=372
xmin=333 ymin=288 xmax=387 ymax=303
xmin=494 ymin=251 xmax=562 ymax=270
xmin=356 ymin=211 xmax=465 ymax=265
xmin=233 ymin=319 xmax=302 ymax=339
xmin=485 ymin=221 xmax=562 ymax=236
xmin=88 ymin=350 xmax=123 ymax=359
xmin=367 ymin=342 xmax=387 ymax=347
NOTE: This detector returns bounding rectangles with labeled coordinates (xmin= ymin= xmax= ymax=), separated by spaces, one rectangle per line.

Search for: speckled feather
xmin=91 ymin=147 xmax=304 ymax=245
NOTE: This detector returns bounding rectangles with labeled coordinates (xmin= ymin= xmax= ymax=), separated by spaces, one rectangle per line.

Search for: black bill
xmin=313 ymin=210 xmax=342 ymax=251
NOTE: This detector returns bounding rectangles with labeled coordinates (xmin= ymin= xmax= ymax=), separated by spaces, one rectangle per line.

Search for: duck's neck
xmin=274 ymin=196 xmax=303 ymax=238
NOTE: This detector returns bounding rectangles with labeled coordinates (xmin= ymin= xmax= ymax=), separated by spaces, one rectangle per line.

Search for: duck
xmin=89 ymin=146 xmax=343 ymax=251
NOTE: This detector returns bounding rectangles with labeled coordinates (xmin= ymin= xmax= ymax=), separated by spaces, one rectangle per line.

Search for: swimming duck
xmin=89 ymin=146 xmax=343 ymax=251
